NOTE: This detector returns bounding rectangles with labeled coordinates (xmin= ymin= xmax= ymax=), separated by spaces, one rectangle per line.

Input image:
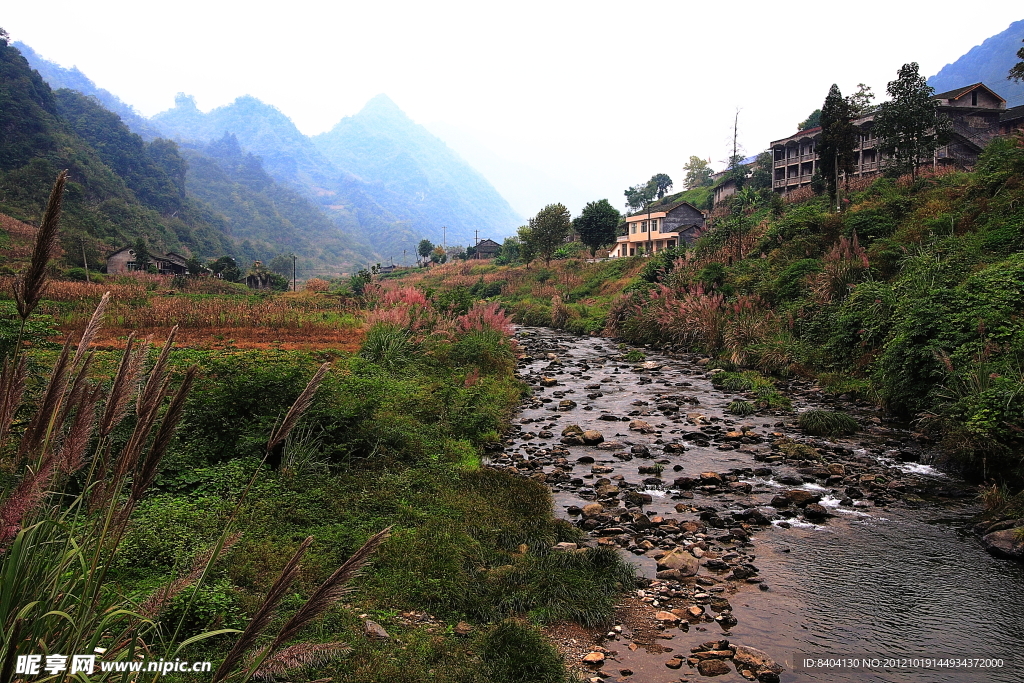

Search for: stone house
xmin=106 ymin=247 xmax=189 ymax=275
xmin=612 ymin=200 xmax=705 ymax=257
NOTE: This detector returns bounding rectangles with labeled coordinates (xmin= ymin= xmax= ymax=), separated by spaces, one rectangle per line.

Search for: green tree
xmin=874 ymin=62 xmax=951 ymax=180
xmin=798 ymin=109 xmax=822 ymax=131
xmin=624 ymin=182 xmax=655 ymax=214
xmin=267 ymin=254 xmax=293 ymax=276
xmin=649 ymin=173 xmax=673 ymax=199
xmin=132 ymin=238 xmax=153 ymax=272
xmin=573 ymin=199 xmax=622 ymax=258
xmin=430 ymin=245 xmax=447 ymax=264
xmin=497 ymin=236 xmax=521 ymax=265
xmin=184 ymin=256 xmax=206 ymax=276
xmin=1009 ymin=39 xmax=1024 ymax=82
xmin=527 ymin=204 xmax=572 ymax=266
xmin=846 ymin=83 xmax=877 ymax=116
xmin=747 ymin=151 xmax=774 ymax=191
xmin=819 ymin=84 xmax=857 ymax=209
xmin=209 ymin=256 xmax=241 ymax=282
xmin=683 ymin=156 xmax=714 ymax=189
xmin=517 ymin=225 xmax=537 ymax=267
xmin=417 ymin=239 xmax=433 ymax=266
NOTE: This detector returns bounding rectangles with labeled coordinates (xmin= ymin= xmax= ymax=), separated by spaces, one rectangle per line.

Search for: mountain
xmin=152 ymin=93 xmax=521 ymax=258
xmin=928 ymin=20 xmax=1024 ymax=107
xmin=1 ymin=37 xmax=372 ymax=273
xmin=0 ymin=36 xmax=235 ymax=263
xmin=312 ymin=95 xmax=523 ymax=247
xmin=13 ymin=41 xmax=165 ymax=140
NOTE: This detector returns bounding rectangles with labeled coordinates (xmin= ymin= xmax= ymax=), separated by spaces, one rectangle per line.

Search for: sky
xmin=4 ymin=1 xmax=1022 ymax=218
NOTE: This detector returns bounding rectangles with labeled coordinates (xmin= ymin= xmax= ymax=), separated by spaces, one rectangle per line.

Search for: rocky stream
xmin=489 ymin=327 xmax=1024 ymax=683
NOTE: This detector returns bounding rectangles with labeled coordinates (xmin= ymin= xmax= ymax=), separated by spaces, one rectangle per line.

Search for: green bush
xmin=727 ymin=400 xmax=757 ymax=416
xmin=797 ymin=409 xmax=858 ymax=436
xmin=480 ymin=620 xmax=567 ymax=683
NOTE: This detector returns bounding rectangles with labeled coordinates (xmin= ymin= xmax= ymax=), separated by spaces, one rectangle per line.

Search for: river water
xmin=499 ymin=327 xmax=1024 ymax=683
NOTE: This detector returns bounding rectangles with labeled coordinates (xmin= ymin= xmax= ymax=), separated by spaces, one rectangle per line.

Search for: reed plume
xmin=266 ymin=362 xmax=330 ymax=470
xmin=211 ymin=537 xmax=314 ymax=683
xmin=98 ymin=333 xmax=150 ymax=438
xmin=138 ymin=532 xmax=242 ymax=618
xmin=13 ymin=170 xmax=67 ymax=321
xmin=268 ymin=527 xmax=390 ymax=649
xmin=0 ymin=356 xmax=27 ymax=446
xmin=252 ymin=642 xmax=351 ymax=680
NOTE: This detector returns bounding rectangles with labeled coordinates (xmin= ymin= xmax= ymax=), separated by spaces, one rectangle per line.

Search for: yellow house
xmin=613 ymin=200 xmax=706 ymax=257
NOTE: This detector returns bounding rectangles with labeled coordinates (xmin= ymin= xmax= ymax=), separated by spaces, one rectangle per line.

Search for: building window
xmin=651 ymin=219 xmax=658 ymax=232
xmin=971 ymin=90 xmax=978 ymax=106
xmin=641 ymin=221 xmax=647 ymax=233
xmin=630 ymin=223 xmax=636 ymax=234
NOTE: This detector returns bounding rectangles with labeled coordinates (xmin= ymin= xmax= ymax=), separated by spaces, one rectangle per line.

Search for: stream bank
xmin=489 ymin=326 xmax=1024 ymax=683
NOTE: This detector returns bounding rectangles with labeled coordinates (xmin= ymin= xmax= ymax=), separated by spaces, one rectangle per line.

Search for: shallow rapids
xmin=493 ymin=327 xmax=1024 ymax=683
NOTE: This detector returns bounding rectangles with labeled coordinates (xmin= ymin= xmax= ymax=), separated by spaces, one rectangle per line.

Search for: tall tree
xmin=1010 ymin=39 xmax=1024 ymax=82
xmin=516 ymin=225 xmax=537 ymax=267
xmin=747 ymin=151 xmax=774 ymax=191
xmin=818 ymin=84 xmax=857 ymax=210
xmin=624 ymin=182 xmax=655 ymax=214
xmin=574 ymin=199 xmax=622 ymax=258
xmin=874 ymin=62 xmax=951 ymax=180
xmin=798 ymin=109 xmax=822 ymax=131
xmin=417 ymin=239 xmax=433 ymax=266
xmin=527 ymin=203 xmax=572 ymax=266
xmin=649 ymin=173 xmax=673 ymax=200
xmin=846 ymin=83 xmax=877 ymax=116
xmin=132 ymin=238 xmax=153 ymax=272
xmin=683 ymin=156 xmax=713 ymax=189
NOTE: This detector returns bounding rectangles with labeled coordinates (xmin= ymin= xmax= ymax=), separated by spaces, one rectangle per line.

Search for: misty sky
xmin=4 ymin=1 xmax=1022 ymax=218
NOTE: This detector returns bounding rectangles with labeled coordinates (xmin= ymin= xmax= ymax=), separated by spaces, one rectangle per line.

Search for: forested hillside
xmin=1 ymin=35 xmax=373 ymax=273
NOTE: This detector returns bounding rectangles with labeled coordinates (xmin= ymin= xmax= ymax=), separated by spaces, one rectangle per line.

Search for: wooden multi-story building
xmin=769 ymin=83 xmax=1008 ymax=194
xmin=612 ymin=200 xmax=705 ymax=257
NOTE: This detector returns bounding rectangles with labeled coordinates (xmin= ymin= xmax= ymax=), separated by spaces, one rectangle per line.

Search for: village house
xmin=106 ymin=247 xmax=189 ymax=275
xmin=474 ymin=238 xmax=501 ymax=259
xmin=768 ymin=83 xmax=1008 ymax=195
xmin=612 ymin=200 xmax=705 ymax=257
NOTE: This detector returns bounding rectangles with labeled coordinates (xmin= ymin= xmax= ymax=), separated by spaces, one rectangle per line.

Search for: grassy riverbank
xmin=1 ymin=241 xmax=633 ymax=682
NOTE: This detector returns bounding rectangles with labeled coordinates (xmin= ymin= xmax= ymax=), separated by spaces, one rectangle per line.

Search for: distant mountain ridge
xmin=152 ymin=92 xmax=523 ymax=255
xmin=928 ymin=19 xmax=1024 ymax=107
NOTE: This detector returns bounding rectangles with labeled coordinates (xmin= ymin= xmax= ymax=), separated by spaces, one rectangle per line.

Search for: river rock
xmin=582 ymin=651 xmax=605 ymax=664
xmin=582 ymin=503 xmax=605 ymax=517
xmin=655 ymin=610 xmax=681 ymax=623
xmin=783 ymin=489 xmax=821 ymax=506
xmin=656 ymin=549 xmax=699 ymax=576
xmin=540 ymin=377 xmax=558 ymax=387
xmin=558 ymin=400 xmax=577 ymax=411
xmin=697 ymin=659 xmax=731 ymax=676
xmin=982 ymin=527 xmax=1024 ymax=560
xmin=803 ymin=503 xmax=831 ymax=520
xmin=629 ymin=420 xmax=655 ymax=433
xmin=582 ymin=430 xmax=605 ymax=445
xmin=733 ymin=645 xmax=784 ymax=679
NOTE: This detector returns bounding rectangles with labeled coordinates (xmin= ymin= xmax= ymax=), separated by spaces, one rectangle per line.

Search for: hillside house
xmin=474 ymin=238 xmax=501 ymax=259
xmin=106 ymin=247 xmax=189 ymax=275
xmin=768 ymin=83 xmax=1007 ymax=195
xmin=612 ymin=200 xmax=705 ymax=257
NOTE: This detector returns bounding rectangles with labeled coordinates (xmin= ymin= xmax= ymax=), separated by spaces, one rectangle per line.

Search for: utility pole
xmin=291 ymin=254 xmax=296 ymax=292
xmin=81 ymin=238 xmax=90 ymax=283
xmin=474 ymin=229 xmax=479 ymax=259
xmin=403 ymin=249 xmax=406 ymax=267
xmin=442 ymin=226 xmax=447 ymax=250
